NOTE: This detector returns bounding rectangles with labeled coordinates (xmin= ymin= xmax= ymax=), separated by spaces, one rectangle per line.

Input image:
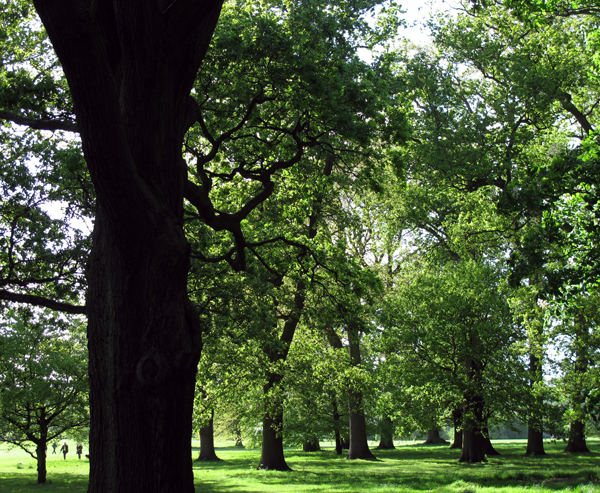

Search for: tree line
xmin=0 ymin=0 xmax=599 ymax=489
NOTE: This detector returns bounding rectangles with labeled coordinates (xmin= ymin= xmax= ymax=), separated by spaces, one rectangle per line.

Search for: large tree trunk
xmin=565 ymin=420 xmax=589 ymax=453
xmin=450 ymin=408 xmax=462 ymax=449
xmin=196 ymin=410 xmax=221 ymax=461
xmin=32 ymin=3 xmax=223 ymax=492
xmin=377 ymin=417 xmax=395 ymax=450
xmin=36 ymin=441 xmax=47 ymax=484
xmin=346 ymin=329 xmax=376 ymax=461
xmin=459 ymin=352 xmax=486 ymax=463
xmin=526 ymin=428 xmax=546 ymax=455
xmin=258 ymin=383 xmax=291 ymax=472
xmin=423 ymin=429 xmax=449 ymax=445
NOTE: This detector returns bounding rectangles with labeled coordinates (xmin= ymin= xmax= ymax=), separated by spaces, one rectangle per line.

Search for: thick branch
xmin=0 ymin=290 xmax=86 ymax=315
xmin=0 ymin=111 xmax=79 ymax=133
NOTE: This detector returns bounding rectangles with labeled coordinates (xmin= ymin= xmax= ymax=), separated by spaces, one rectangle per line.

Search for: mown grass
xmin=1 ymin=439 xmax=599 ymax=492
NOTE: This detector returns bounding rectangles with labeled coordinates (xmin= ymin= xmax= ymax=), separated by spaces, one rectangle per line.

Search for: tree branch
xmin=0 ymin=290 xmax=86 ymax=315
xmin=0 ymin=110 xmax=79 ymax=133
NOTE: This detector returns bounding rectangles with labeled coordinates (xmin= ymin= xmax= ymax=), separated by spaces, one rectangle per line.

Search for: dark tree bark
xmin=423 ymin=429 xmax=449 ymax=445
xmin=258 ymin=391 xmax=291 ymax=471
xmin=303 ymin=438 xmax=321 ymax=452
xmin=31 ymin=2 xmax=223 ymax=492
xmin=526 ymin=353 xmax=546 ymax=455
xmin=332 ymin=399 xmax=343 ymax=455
xmin=482 ymin=425 xmax=500 ymax=456
xmin=377 ymin=417 xmax=395 ymax=450
xmin=565 ymin=317 xmax=590 ymax=454
xmin=565 ymin=420 xmax=590 ymax=453
xmin=196 ymin=410 xmax=221 ymax=461
xmin=526 ymin=428 xmax=546 ymax=455
xmin=459 ymin=353 xmax=486 ymax=463
xmin=36 ymin=441 xmax=47 ymax=484
xmin=346 ymin=328 xmax=376 ymax=461
xmin=450 ymin=408 xmax=462 ymax=449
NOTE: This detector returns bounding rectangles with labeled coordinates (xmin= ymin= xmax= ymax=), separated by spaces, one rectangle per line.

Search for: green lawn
xmin=1 ymin=439 xmax=598 ymax=492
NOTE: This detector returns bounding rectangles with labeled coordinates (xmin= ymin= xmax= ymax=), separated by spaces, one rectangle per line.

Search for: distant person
xmin=52 ymin=441 xmax=58 ymax=454
xmin=60 ymin=441 xmax=69 ymax=460
xmin=76 ymin=443 xmax=83 ymax=459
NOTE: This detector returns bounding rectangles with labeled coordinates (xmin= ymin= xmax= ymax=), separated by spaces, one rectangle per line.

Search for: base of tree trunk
xmin=423 ymin=429 xmax=449 ymax=445
xmin=346 ymin=449 xmax=378 ymax=460
xmin=483 ymin=437 xmax=500 ymax=456
xmin=525 ymin=428 xmax=546 ymax=455
xmin=195 ymin=454 xmax=222 ymax=462
xmin=565 ymin=441 xmax=590 ymax=453
xmin=459 ymin=429 xmax=487 ymax=463
xmin=565 ymin=421 xmax=589 ymax=453
xmin=302 ymin=439 xmax=321 ymax=452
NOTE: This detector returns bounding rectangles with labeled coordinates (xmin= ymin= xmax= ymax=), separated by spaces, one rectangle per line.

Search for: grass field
xmin=1 ymin=439 xmax=598 ymax=492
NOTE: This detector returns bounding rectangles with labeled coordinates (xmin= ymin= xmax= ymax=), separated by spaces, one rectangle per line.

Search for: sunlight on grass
xmin=1 ymin=439 xmax=599 ymax=492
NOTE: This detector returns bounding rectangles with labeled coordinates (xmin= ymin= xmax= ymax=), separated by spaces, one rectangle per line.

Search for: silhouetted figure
xmin=60 ymin=442 xmax=69 ymax=460
xmin=76 ymin=444 xmax=83 ymax=459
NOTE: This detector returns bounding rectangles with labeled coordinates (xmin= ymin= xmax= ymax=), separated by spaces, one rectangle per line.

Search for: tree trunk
xmin=258 ymin=398 xmax=291 ymax=471
xmin=196 ymin=410 xmax=221 ymax=461
xmin=526 ymin=427 xmax=546 ymax=455
xmin=302 ymin=438 xmax=321 ymax=452
xmin=32 ymin=3 xmax=223 ymax=492
xmin=450 ymin=409 xmax=462 ymax=449
xmin=482 ymin=426 xmax=499 ymax=456
xmin=526 ymin=352 xmax=546 ymax=455
xmin=333 ymin=399 xmax=343 ymax=455
xmin=565 ymin=317 xmax=590 ymax=454
xmin=565 ymin=420 xmax=590 ymax=453
xmin=36 ymin=441 xmax=47 ymax=484
xmin=459 ymin=352 xmax=486 ymax=463
xmin=346 ymin=328 xmax=376 ymax=461
xmin=423 ymin=429 xmax=449 ymax=445
xmin=377 ymin=417 xmax=395 ymax=450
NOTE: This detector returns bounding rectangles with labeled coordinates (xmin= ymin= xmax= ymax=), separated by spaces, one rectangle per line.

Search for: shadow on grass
xmin=191 ymin=442 xmax=600 ymax=492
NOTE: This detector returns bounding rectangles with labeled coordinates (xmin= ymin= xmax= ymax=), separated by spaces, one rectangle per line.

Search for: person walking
xmin=60 ymin=441 xmax=69 ymax=460
xmin=52 ymin=441 xmax=58 ymax=454
xmin=76 ymin=443 xmax=83 ymax=459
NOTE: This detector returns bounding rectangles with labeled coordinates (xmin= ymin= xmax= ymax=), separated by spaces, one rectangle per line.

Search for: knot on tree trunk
xmin=136 ymin=351 xmax=169 ymax=385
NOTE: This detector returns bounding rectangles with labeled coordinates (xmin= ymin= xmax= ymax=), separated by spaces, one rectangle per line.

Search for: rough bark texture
xmin=31 ymin=2 xmax=223 ymax=492
xmin=346 ymin=329 xmax=376 ymax=461
xmin=377 ymin=417 xmax=395 ymax=450
xmin=303 ymin=438 xmax=321 ymax=452
xmin=565 ymin=420 xmax=590 ymax=453
xmin=196 ymin=411 xmax=221 ymax=461
xmin=423 ymin=429 xmax=449 ymax=445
